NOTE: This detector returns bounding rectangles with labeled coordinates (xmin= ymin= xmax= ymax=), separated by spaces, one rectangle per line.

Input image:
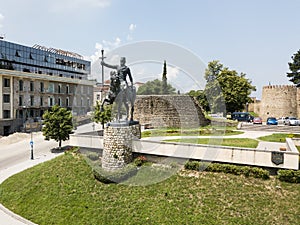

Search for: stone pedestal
xmin=102 ymin=122 xmax=140 ymax=171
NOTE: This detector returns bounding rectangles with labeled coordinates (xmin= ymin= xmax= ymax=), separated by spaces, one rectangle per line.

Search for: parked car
xmin=266 ymin=117 xmax=278 ymax=125
xmin=277 ymin=117 xmax=286 ymax=125
xmin=253 ymin=117 xmax=262 ymax=124
xmin=231 ymin=112 xmax=254 ymax=122
xmin=284 ymin=117 xmax=300 ymax=126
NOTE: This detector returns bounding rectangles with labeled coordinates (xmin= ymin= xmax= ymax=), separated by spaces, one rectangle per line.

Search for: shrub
xmin=184 ymin=161 xmax=270 ymax=179
xmin=277 ymin=169 xmax=300 ymax=183
xmin=134 ymin=156 xmax=147 ymax=167
xmin=184 ymin=161 xmax=200 ymax=170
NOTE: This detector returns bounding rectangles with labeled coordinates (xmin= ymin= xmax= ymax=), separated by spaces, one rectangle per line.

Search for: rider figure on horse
xmin=101 ymin=57 xmax=135 ymax=121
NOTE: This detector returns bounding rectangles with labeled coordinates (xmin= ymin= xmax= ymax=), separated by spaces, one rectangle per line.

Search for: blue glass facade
xmin=0 ymin=40 xmax=91 ymax=79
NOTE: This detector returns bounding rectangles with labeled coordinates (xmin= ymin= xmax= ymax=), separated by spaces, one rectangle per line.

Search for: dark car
xmin=266 ymin=117 xmax=278 ymax=125
xmin=231 ymin=112 xmax=254 ymax=122
xmin=253 ymin=117 xmax=262 ymax=124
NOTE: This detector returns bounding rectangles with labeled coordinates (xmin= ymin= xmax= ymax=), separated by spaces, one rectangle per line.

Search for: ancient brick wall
xmin=260 ymin=85 xmax=298 ymax=121
xmin=133 ymin=95 xmax=209 ymax=128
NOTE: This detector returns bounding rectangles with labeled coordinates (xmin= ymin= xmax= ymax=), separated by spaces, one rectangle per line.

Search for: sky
xmin=1 ymin=0 xmax=300 ymax=98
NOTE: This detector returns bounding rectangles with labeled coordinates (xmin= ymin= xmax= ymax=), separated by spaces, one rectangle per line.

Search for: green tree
xmin=92 ymin=101 xmax=112 ymax=128
xmin=287 ymin=49 xmax=300 ymax=86
xmin=42 ymin=105 xmax=73 ymax=149
xmin=204 ymin=61 xmax=256 ymax=113
xmin=162 ymin=60 xmax=168 ymax=94
xmin=188 ymin=90 xmax=209 ymax=111
xmin=137 ymin=79 xmax=176 ymax=95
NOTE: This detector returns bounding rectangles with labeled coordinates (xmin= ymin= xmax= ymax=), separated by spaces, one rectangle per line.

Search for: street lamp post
xmin=23 ymin=104 xmax=34 ymax=160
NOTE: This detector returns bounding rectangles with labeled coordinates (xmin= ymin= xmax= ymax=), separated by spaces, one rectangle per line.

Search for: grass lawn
xmin=142 ymin=127 xmax=243 ymax=138
xmin=1 ymin=152 xmax=298 ymax=225
xmin=164 ymin=138 xmax=259 ymax=148
xmin=258 ymin=133 xmax=300 ymax=143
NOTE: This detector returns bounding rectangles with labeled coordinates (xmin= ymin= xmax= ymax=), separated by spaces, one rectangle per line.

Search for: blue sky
xmin=1 ymin=0 xmax=300 ymax=98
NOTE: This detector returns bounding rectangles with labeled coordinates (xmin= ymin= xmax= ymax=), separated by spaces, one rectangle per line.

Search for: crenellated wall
xmin=260 ymin=85 xmax=300 ymax=121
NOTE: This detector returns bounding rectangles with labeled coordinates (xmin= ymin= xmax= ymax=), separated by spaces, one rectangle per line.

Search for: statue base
xmin=102 ymin=121 xmax=141 ymax=171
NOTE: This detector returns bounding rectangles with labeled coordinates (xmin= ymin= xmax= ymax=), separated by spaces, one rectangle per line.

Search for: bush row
xmin=184 ymin=161 xmax=270 ymax=180
xmin=277 ymin=169 xmax=300 ymax=183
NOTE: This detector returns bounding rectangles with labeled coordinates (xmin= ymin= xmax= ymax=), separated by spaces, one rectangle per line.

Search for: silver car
xmin=284 ymin=117 xmax=300 ymax=126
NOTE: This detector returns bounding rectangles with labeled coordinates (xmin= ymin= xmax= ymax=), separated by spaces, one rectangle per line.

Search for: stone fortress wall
xmin=258 ymin=85 xmax=300 ymax=121
xmin=133 ymin=95 xmax=209 ymax=128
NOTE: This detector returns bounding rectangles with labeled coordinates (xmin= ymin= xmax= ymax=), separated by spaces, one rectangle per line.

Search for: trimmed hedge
xmin=277 ymin=169 xmax=300 ymax=183
xmin=93 ymin=164 xmax=138 ymax=184
xmin=184 ymin=161 xmax=270 ymax=180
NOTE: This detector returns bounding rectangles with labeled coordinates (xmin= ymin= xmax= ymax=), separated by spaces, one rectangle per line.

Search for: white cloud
xmin=88 ymin=37 xmax=122 ymax=63
xmin=0 ymin=13 xmax=4 ymax=29
xmin=129 ymin=24 xmax=137 ymax=32
xmin=166 ymin=65 xmax=180 ymax=80
xmin=127 ymin=23 xmax=137 ymax=41
xmin=50 ymin=0 xmax=110 ymax=12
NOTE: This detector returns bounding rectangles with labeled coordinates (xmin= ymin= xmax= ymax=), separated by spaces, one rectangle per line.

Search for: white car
xmin=277 ymin=117 xmax=286 ymax=125
xmin=284 ymin=117 xmax=300 ymax=126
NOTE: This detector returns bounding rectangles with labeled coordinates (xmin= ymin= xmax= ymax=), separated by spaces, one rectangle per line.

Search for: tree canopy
xmin=42 ymin=105 xmax=73 ymax=148
xmin=189 ymin=61 xmax=256 ymax=113
xmin=137 ymin=79 xmax=176 ymax=95
xmin=92 ymin=101 xmax=112 ymax=128
xmin=287 ymin=49 xmax=300 ymax=86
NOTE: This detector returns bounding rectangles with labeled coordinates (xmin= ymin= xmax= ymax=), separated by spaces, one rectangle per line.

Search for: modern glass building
xmin=0 ymin=40 xmax=90 ymax=79
xmin=0 ymin=39 xmax=94 ymax=136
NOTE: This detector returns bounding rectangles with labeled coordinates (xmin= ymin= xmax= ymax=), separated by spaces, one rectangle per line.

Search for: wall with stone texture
xmin=133 ymin=95 xmax=209 ymax=128
xmin=102 ymin=124 xmax=140 ymax=170
xmin=260 ymin=85 xmax=299 ymax=121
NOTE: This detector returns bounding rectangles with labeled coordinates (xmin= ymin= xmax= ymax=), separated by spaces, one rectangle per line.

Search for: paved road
xmin=0 ymin=132 xmax=62 ymax=171
xmin=240 ymin=123 xmax=300 ymax=133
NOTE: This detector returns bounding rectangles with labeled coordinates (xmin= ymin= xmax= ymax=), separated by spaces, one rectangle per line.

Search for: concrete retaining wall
xmin=70 ymin=135 xmax=299 ymax=170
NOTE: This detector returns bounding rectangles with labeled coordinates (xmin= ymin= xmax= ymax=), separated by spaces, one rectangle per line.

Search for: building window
xmin=3 ymin=78 xmax=10 ymax=87
xmin=87 ymin=98 xmax=90 ymax=108
xmin=29 ymin=53 xmax=34 ymax=60
xmin=48 ymin=83 xmax=54 ymax=93
xmin=19 ymin=110 xmax=23 ymax=119
xmin=3 ymin=110 xmax=10 ymax=119
xmin=15 ymin=50 xmax=21 ymax=57
xmin=66 ymin=97 xmax=69 ymax=107
xmin=19 ymin=96 xmax=23 ymax=106
xmin=19 ymin=80 xmax=24 ymax=91
xmin=30 ymin=96 xmax=34 ymax=106
xmin=81 ymin=98 xmax=83 ymax=106
xmin=40 ymin=97 xmax=43 ymax=106
xmin=58 ymin=84 xmax=61 ymax=94
xmin=30 ymin=81 xmax=34 ymax=92
xmin=40 ymin=82 xmax=44 ymax=92
xmin=66 ymin=85 xmax=69 ymax=94
xmin=48 ymin=97 xmax=54 ymax=107
xmin=3 ymin=94 xmax=10 ymax=103
xmin=96 ymin=94 xmax=100 ymax=100
xmin=58 ymin=97 xmax=61 ymax=106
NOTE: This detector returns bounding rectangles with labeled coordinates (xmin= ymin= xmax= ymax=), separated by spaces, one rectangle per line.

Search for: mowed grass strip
xmin=258 ymin=133 xmax=300 ymax=143
xmin=164 ymin=138 xmax=259 ymax=148
xmin=142 ymin=127 xmax=243 ymax=138
xmin=0 ymin=152 xmax=299 ymax=225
